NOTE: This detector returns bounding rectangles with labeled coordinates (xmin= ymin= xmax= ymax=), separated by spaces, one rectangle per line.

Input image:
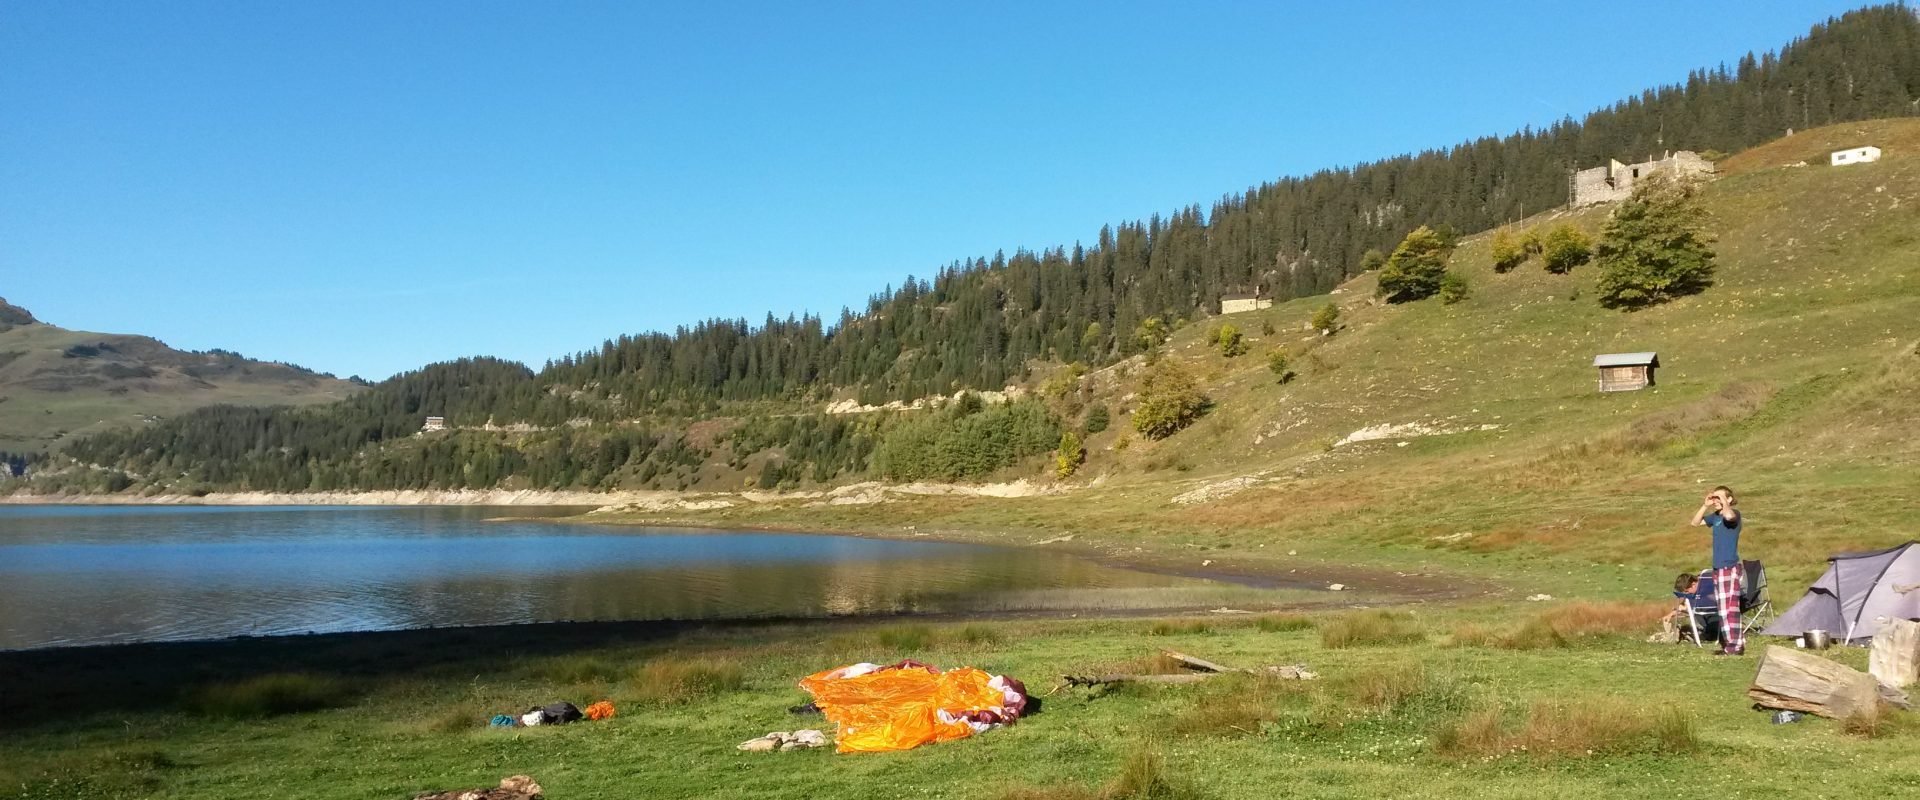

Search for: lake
xmin=0 ymin=505 xmax=1214 ymax=650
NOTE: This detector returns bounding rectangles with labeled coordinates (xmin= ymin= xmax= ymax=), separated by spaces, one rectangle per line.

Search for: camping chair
xmin=1674 ymin=595 xmax=1721 ymax=647
xmin=1741 ymin=559 xmax=1775 ymax=631
xmin=1673 ymin=569 xmax=1721 ymax=647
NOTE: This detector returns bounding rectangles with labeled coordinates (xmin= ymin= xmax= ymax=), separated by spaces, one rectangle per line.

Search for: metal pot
xmin=1803 ymin=630 xmax=1833 ymax=650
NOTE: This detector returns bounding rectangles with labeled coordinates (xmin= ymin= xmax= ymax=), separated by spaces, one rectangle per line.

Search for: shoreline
xmin=0 ymin=488 xmax=652 ymax=506
xmin=0 ymin=479 xmax=1058 ymax=508
xmin=3 ymin=487 xmax=1500 ymax=604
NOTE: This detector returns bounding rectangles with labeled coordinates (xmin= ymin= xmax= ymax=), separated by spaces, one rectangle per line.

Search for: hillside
xmin=0 ymin=300 xmax=364 ymax=452
xmin=602 ymin=117 xmax=1920 ymax=592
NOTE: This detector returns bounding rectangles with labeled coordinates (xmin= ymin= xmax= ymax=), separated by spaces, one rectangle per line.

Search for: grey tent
xmin=1762 ymin=541 xmax=1920 ymax=643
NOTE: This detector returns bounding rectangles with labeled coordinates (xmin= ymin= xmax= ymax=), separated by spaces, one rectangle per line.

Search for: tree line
xmin=39 ymin=5 xmax=1920 ymax=493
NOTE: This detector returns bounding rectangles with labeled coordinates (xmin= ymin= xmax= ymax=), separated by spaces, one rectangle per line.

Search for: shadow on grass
xmin=0 ymin=616 xmax=767 ymax=732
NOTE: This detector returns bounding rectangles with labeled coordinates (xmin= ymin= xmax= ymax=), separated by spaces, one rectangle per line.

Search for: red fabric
xmin=1713 ymin=564 xmax=1745 ymax=652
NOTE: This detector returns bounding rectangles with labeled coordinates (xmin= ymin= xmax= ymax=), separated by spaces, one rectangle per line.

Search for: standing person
xmin=1691 ymin=486 xmax=1744 ymax=655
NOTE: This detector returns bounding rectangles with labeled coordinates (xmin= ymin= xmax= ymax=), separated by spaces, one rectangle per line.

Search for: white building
xmin=1220 ymin=293 xmax=1273 ymax=314
xmin=421 ymin=416 xmax=447 ymax=432
xmin=1830 ymin=146 xmax=1881 ymax=166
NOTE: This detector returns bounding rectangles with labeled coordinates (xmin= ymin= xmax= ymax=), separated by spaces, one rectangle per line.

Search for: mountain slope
xmin=0 ymin=300 xmax=365 ymax=452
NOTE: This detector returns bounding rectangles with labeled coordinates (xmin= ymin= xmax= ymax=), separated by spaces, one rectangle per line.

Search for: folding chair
xmin=1674 ymin=595 xmax=1718 ymax=647
xmin=1740 ymin=559 xmax=1774 ymax=631
xmin=1673 ymin=569 xmax=1721 ymax=648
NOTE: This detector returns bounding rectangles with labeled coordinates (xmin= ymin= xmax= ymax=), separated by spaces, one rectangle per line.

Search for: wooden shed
xmin=1593 ymin=352 xmax=1658 ymax=392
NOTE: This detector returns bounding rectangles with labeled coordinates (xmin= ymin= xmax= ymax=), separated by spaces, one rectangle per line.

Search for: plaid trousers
xmin=1713 ymin=564 xmax=1745 ymax=652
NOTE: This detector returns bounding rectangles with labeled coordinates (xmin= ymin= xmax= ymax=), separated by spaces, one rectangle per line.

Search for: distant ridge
xmin=0 ymin=300 xmax=364 ymax=452
xmin=0 ymin=297 xmax=37 ymax=331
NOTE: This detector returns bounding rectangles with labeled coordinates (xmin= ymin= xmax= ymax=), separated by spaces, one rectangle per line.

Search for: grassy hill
xmin=6 ymin=122 xmax=1920 ymax=800
xmin=0 ymin=300 xmax=365 ymax=452
xmin=638 ymin=118 xmax=1920 ymax=590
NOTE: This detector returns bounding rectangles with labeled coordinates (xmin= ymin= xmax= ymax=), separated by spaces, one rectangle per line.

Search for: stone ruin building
xmin=1570 ymin=151 xmax=1714 ymax=207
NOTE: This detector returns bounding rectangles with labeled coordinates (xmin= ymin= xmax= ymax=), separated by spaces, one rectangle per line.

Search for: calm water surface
xmin=0 ymin=505 xmax=1194 ymax=649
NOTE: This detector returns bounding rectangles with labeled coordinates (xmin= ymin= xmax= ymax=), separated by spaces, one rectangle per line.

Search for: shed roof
xmin=1220 ymin=292 xmax=1259 ymax=301
xmin=1593 ymin=352 xmax=1658 ymax=367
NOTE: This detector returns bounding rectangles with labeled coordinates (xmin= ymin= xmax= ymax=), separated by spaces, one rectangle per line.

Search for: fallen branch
xmin=1062 ymin=673 xmax=1218 ymax=687
xmin=1161 ymin=649 xmax=1236 ymax=674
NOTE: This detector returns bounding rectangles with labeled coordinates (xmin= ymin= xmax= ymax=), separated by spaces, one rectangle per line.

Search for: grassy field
xmin=5 ymin=120 xmax=1919 ymax=798
xmin=3 ymin=604 xmax=1915 ymax=800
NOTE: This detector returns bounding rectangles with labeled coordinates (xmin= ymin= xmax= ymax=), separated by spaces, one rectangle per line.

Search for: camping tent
xmin=1763 ymin=541 xmax=1920 ymax=643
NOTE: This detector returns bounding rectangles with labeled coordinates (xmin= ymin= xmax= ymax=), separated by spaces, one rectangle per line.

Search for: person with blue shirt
xmin=1661 ymin=570 xmax=1720 ymax=643
xmin=1690 ymin=485 xmax=1745 ymax=655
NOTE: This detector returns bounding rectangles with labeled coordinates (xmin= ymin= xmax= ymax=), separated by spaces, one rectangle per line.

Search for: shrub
xmin=1540 ymin=224 xmax=1593 ymax=274
xmin=1131 ymin=361 xmax=1209 ymax=440
xmin=630 ymin=657 xmax=747 ymax=704
xmin=1215 ymin=323 xmax=1247 ymax=357
xmin=1595 ymin=177 xmax=1716 ymax=309
xmin=1055 ymin=432 xmax=1084 ymax=478
xmin=1131 ymin=318 xmax=1170 ymax=353
xmin=1331 ymin=666 xmax=1428 ymax=710
xmin=1358 ymin=248 xmax=1386 ymax=272
xmin=1438 ymin=272 xmax=1470 ymax=305
xmin=1083 ymin=404 xmax=1110 ymax=434
xmin=875 ymin=399 xmax=1062 ymax=481
xmin=1518 ymin=228 xmax=1543 ymax=256
xmin=1309 ymin=302 xmax=1340 ymax=333
xmin=1259 ymin=318 xmax=1275 ymax=336
xmin=1376 ymin=225 xmax=1453 ymax=303
xmin=188 ymin=673 xmax=352 ymax=718
xmin=1266 ymin=349 xmax=1293 ymax=384
xmin=1490 ymin=229 xmax=1527 ymax=273
xmin=1319 ymin=610 xmax=1425 ymax=648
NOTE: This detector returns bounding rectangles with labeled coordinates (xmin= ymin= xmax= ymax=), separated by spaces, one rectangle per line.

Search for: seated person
xmin=1662 ymin=570 xmax=1720 ymax=641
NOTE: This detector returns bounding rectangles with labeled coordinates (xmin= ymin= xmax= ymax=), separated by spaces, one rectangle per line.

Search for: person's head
xmin=1709 ymin=485 xmax=1736 ymax=509
xmin=1673 ymin=572 xmax=1699 ymax=593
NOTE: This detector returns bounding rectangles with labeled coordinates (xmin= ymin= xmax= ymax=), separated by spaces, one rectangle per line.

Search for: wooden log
xmin=1063 ymin=673 xmax=1216 ymax=687
xmin=1161 ymin=650 xmax=1237 ymax=674
xmin=1869 ymin=618 xmax=1920 ymax=691
xmin=1747 ymin=645 xmax=1882 ymax=720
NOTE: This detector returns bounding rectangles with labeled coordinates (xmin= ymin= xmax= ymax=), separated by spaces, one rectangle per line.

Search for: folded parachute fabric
xmin=584 ymin=700 xmax=616 ymax=721
xmin=798 ymin=660 xmax=1030 ymax=753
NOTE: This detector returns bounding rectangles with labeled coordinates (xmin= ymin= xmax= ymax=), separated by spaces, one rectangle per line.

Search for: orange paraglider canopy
xmin=798 ymin=661 xmax=1028 ymax=753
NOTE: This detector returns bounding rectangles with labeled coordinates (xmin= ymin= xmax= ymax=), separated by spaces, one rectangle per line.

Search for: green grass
xmin=185 ymin=673 xmax=355 ymax=718
xmin=4 ymin=607 xmax=1916 ymax=799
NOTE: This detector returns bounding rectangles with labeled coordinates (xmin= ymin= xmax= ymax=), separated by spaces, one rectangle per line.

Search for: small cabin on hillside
xmin=1593 ymin=352 xmax=1658 ymax=392
xmin=1220 ymin=292 xmax=1273 ymax=314
xmin=421 ymin=416 xmax=447 ymax=432
xmin=1830 ymin=146 xmax=1881 ymax=166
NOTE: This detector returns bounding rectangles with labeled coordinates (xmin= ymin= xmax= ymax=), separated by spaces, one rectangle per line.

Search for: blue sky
xmin=0 ymin=1 xmax=1872 ymax=380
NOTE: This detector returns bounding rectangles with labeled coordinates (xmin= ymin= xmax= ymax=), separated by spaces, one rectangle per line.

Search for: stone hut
xmin=421 ymin=416 xmax=447 ymax=432
xmin=1593 ymin=352 xmax=1658 ymax=392
xmin=1571 ymin=151 xmax=1714 ymax=206
xmin=1219 ymin=292 xmax=1273 ymax=314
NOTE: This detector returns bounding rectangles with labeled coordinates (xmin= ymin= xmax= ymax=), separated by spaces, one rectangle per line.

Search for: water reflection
xmin=0 ymin=506 xmax=1195 ymax=649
